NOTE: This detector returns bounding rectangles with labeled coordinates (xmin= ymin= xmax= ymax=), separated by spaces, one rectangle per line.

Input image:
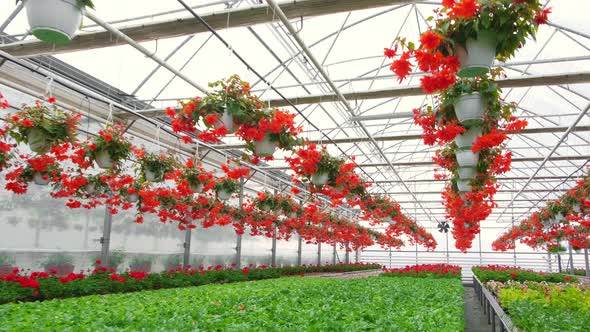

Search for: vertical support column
xmin=317 ymin=242 xmax=322 ymax=265
xmin=355 ymin=249 xmax=360 ymax=263
xmin=557 ymin=253 xmax=562 ymax=273
xmin=512 ymin=218 xmax=517 ymax=266
xmin=271 ymin=225 xmax=277 ymax=267
xmin=568 ymin=242 xmax=575 ymax=273
xmin=478 ymin=233 xmax=483 ymax=265
xmin=584 ymin=248 xmax=589 ymax=277
xmin=297 ymin=233 xmax=302 ymax=266
xmin=415 ymin=243 xmax=418 ymax=265
xmin=183 ymin=227 xmax=191 ymax=268
xmin=345 ymin=242 xmax=350 ymax=264
xmin=100 ymin=205 xmax=113 ymax=266
xmin=445 ymin=232 xmax=450 ymax=264
xmin=388 ymin=247 xmax=392 ymax=268
xmin=235 ymin=177 xmax=244 ymax=267
xmin=548 ymin=251 xmax=553 ymax=273
xmin=332 ymin=243 xmax=337 ymax=265
xmin=271 ymin=188 xmax=278 ymax=267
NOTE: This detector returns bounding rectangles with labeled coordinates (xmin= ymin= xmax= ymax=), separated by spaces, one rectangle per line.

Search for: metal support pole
xmin=355 ymin=249 xmax=360 ymax=263
xmin=345 ymin=243 xmax=350 ymax=264
xmin=415 ymin=243 xmax=418 ymax=265
xmin=389 ymin=247 xmax=392 ymax=268
xmin=100 ymin=205 xmax=113 ymax=266
xmin=584 ymin=248 xmax=589 ymax=277
xmin=568 ymin=243 xmax=575 ymax=273
xmin=445 ymin=232 xmax=450 ymax=264
xmin=317 ymin=242 xmax=322 ymax=266
xmin=332 ymin=243 xmax=337 ymax=265
xmin=557 ymin=253 xmax=562 ymax=273
xmin=271 ymin=225 xmax=277 ymax=267
xmin=548 ymin=252 xmax=553 ymax=272
xmin=236 ymin=178 xmax=244 ymax=267
xmin=478 ymin=233 xmax=483 ymax=265
xmin=297 ymin=234 xmax=303 ymax=266
xmin=183 ymin=227 xmax=191 ymax=268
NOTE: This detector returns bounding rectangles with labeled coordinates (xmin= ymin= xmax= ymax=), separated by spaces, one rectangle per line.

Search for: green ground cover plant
xmin=472 ymin=265 xmax=576 ymax=283
xmin=0 ymin=263 xmax=379 ymax=304
xmin=0 ymin=276 xmax=464 ymax=331
xmin=497 ymin=281 xmax=590 ymax=332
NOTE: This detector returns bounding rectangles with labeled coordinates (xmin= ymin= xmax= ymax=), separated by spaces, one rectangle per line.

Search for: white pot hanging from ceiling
xmin=95 ymin=149 xmax=113 ymax=169
xmin=190 ymin=183 xmax=204 ymax=193
xmin=454 ymin=126 xmax=482 ymax=150
xmin=24 ymin=0 xmax=84 ymax=44
xmin=33 ymin=172 xmax=50 ymax=185
xmin=311 ymin=172 xmax=329 ymax=186
xmin=454 ymin=92 xmax=485 ymax=127
xmin=456 ymin=31 xmax=496 ymax=78
xmin=144 ymin=169 xmax=163 ymax=183
xmin=456 ymin=150 xmax=479 ymax=168
xmin=127 ymin=193 xmax=139 ymax=203
xmin=27 ymin=127 xmax=50 ymax=154
xmin=458 ymin=167 xmax=477 ymax=180
xmin=84 ymin=183 xmax=96 ymax=195
xmin=214 ymin=108 xmax=237 ymax=134
xmin=254 ymin=133 xmax=277 ymax=157
xmin=217 ymin=189 xmax=232 ymax=201
xmin=456 ymin=179 xmax=472 ymax=192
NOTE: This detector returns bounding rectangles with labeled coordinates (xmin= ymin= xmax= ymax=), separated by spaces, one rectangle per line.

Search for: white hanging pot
xmin=287 ymin=212 xmax=297 ymax=219
xmin=454 ymin=126 xmax=482 ymax=149
xmin=95 ymin=149 xmax=113 ymax=169
xmin=24 ymin=0 xmax=84 ymax=44
xmin=190 ymin=183 xmax=204 ymax=193
xmin=573 ymin=204 xmax=581 ymax=214
xmin=456 ymin=150 xmax=479 ymax=168
xmin=27 ymin=127 xmax=49 ymax=154
xmin=456 ymin=30 xmax=496 ymax=78
xmin=33 ymin=172 xmax=50 ymax=185
xmin=457 ymin=179 xmax=472 ymax=192
xmin=254 ymin=133 xmax=277 ymax=157
xmin=217 ymin=189 xmax=232 ymax=201
xmin=454 ymin=93 xmax=484 ymax=127
xmin=144 ymin=169 xmax=163 ymax=182
xmin=84 ymin=183 xmax=96 ymax=195
xmin=311 ymin=172 xmax=329 ymax=186
xmin=127 ymin=193 xmax=139 ymax=203
xmin=458 ymin=167 xmax=477 ymax=180
xmin=260 ymin=204 xmax=271 ymax=212
xmin=214 ymin=109 xmax=237 ymax=134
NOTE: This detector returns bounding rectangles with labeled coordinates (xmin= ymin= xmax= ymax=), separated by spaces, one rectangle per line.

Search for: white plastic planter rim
xmin=24 ymin=0 xmax=83 ymax=44
xmin=254 ymin=134 xmax=277 ymax=157
xmin=456 ymin=30 xmax=496 ymax=77
xmin=454 ymin=92 xmax=484 ymax=126
xmin=95 ymin=150 xmax=113 ymax=169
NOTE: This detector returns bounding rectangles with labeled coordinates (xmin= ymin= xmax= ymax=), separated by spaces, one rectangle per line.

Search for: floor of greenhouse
xmin=464 ymin=286 xmax=496 ymax=332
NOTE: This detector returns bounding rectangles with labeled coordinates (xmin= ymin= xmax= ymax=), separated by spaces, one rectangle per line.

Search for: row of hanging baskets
xmin=385 ymin=0 xmax=550 ymax=251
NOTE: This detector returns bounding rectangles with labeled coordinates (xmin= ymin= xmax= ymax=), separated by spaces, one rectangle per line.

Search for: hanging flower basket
xmin=457 ymin=167 xmax=477 ymax=180
xmin=23 ymin=0 xmax=91 ymax=44
xmin=32 ymin=172 xmax=50 ymax=185
xmin=190 ymin=183 xmax=204 ymax=193
xmin=216 ymin=189 xmax=232 ymax=201
xmin=456 ymin=179 xmax=471 ymax=192
xmin=94 ymin=149 xmax=113 ymax=169
xmin=455 ymin=150 xmax=479 ymax=168
xmin=84 ymin=182 xmax=96 ymax=195
xmin=126 ymin=193 xmax=139 ymax=203
xmin=253 ymin=133 xmax=277 ymax=157
xmin=453 ymin=92 xmax=484 ymax=127
xmin=214 ymin=108 xmax=238 ymax=134
xmin=27 ymin=127 xmax=50 ymax=154
xmin=311 ymin=172 xmax=329 ymax=186
xmin=456 ymin=31 xmax=497 ymax=78
xmin=454 ymin=126 xmax=482 ymax=150
xmin=144 ymin=169 xmax=163 ymax=182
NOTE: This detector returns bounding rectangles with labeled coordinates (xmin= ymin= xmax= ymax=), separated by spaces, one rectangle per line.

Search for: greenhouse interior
xmin=0 ymin=0 xmax=589 ymax=331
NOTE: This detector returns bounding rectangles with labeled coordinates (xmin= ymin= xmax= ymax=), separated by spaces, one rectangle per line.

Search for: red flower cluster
xmin=383 ymin=263 xmax=461 ymax=276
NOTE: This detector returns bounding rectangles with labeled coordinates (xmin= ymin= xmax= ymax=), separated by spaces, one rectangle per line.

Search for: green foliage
xmin=498 ymin=283 xmax=590 ymax=332
xmin=0 ymin=264 xmax=380 ymax=304
xmin=0 ymin=277 xmax=464 ymax=331
xmin=472 ymin=266 xmax=576 ymax=283
xmin=87 ymin=125 xmax=132 ymax=165
xmin=40 ymin=254 xmax=74 ymax=268
xmin=201 ymin=75 xmax=262 ymax=125
xmin=214 ymin=178 xmax=238 ymax=194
